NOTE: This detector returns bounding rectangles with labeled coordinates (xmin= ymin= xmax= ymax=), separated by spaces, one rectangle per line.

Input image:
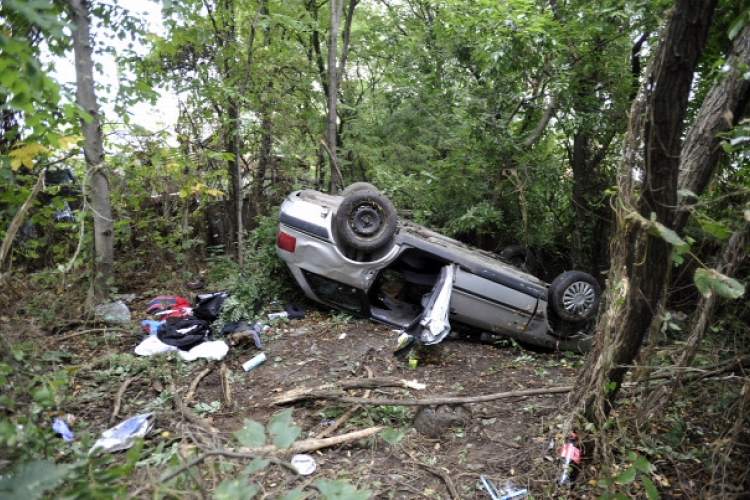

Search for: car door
xmin=449 ymin=267 xmax=540 ymax=335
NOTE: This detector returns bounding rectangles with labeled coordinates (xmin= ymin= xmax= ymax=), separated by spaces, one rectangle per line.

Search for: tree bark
xmin=69 ymin=0 xmax=114 ymax=309
xmin=568 ymin=0 xmax=718 ymax=425
xmin=227 ymin=99 xmax=243 ymax=267
xmin=325 ymin=0 xmax=344 ymax=192
xmin=674 ymin=22 xmax=750 ymax=233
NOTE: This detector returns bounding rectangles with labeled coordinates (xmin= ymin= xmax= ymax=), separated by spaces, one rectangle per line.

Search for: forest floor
xmin=2 ymin=279 xmax=748 ymax=499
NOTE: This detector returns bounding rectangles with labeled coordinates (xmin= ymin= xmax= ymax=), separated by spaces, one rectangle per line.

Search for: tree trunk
xmin=256 ymin=81 xmax=273 ymax=217
xmin=69 ymin=0 xmax=115 ymax=309
xmin=674 ymin=22 xmax=750 ymax=233
xmin=227 ymin=99 xmax=244 ymax=267
xmin=325 ymin=0 xmax=344 ymax=192
xmin=568 ymin=0 xmax=718 ymax=425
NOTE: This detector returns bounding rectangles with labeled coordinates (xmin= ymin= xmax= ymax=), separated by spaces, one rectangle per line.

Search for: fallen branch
xmin=315 ymin=366 xmax=374 ymax=439
xmin=275 ymin=385 xmax=573 ymax=407
xmin=236 ymin=426 xmax=383 ymax=455
xmin=184 ymin=363 xmax=215 ymax=405
xmin=127 ymin=449 xmax=295 ymax=499
xmin=171 ymin=383 xmax=219 ymax=435
xmin=272 ymin=376 xmax=426 ymax=405
xmin=111 ymin=376 xmax=137 ymax=424
xmin=220 ymin=362 xmax=231 ymax=406
xmin=0 ymin=170 xmax=45 ymax=282
xmin=407 ymin=461 xmax=459 ymax=500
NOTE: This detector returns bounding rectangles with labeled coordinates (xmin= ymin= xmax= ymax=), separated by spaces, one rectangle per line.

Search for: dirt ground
xmin=29 ymin=288 xmax=588 ymax=499
xmin=4 ymin=284 xmax=746 ymax=499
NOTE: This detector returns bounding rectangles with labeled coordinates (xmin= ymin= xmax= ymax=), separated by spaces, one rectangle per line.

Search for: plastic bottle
xmin=242 ymin=352 xmax=267 ymax=371
xmin=556 ymin=433 xmax=581 ymax=486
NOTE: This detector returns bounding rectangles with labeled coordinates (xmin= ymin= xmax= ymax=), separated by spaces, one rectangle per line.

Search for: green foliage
xmin=315 ymin=479 xmax=372 ymax=500
xmin=0 ymin=459 xmax=71 ymax=500
xmin=596 ymin=451 xmax=658 ymax=500
xmin=267 ymin=410 xmax=301 ymax=449
xmin=216 ymin=214 xmax=299 ymax=329
xmin=235 ymin=410 xmax=300 ymax=450
xmin=694 ymin=268 xmax=746 ymax=299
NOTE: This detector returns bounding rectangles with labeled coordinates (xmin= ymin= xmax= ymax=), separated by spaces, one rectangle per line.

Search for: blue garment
xmin=141 ymin=319 xmax=165 ymax=335
xmin=53 ymin=418 xmax=74 ymax=442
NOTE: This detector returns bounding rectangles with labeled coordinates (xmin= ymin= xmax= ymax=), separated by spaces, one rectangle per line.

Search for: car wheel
xmin=549 ymin=271 xmax=601 ymax=322
xmin=341 ymin=182 xmax=380 ymax=197
xmin=335 ymin=190 xmax=397 ymax=252
xmin=499 ymin=244 xmax=528 ymax=270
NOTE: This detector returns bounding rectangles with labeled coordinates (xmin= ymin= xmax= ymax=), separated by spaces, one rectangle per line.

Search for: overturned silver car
xmin=275 ymin=184 xmax=600 ymax=352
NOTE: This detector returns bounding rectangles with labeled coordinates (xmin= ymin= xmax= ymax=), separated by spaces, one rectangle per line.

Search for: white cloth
xmin=135 ymin=336 xmax=229 ymax=361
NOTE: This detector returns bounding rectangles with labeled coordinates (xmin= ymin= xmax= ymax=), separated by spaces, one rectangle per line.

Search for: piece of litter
xmin=243 ymin=352 xmax=267 ymax=371
xmin=89 ymin=413 xmax=153 ymax=455
xmin=52 ymin=418 xmax=74 ymax=442
xmin=338 ymin=333 xmax=347 ymax=340
xmin=291 ymin=454 xmax=317 ymax=475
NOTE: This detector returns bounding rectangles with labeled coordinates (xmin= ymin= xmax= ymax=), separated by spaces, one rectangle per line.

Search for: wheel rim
xmin=350 ymin=204 xmax=382 ymax=236
xmin=562 ymin=281 xmax=596 ymax=315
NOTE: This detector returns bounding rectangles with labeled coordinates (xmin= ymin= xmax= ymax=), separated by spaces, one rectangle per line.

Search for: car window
xmin=303 ymin=271 xmax=365 ymax=313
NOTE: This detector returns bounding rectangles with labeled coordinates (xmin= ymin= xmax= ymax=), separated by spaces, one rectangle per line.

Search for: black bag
xmin=157 ymin=316 xmax=210 ymax=350
xmin=193 ymin=292 xmax=227 ymax=322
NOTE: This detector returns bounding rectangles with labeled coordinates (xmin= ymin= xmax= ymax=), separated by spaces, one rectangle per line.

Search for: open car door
xmin=411 ymin=264 xmax=456 ymax=345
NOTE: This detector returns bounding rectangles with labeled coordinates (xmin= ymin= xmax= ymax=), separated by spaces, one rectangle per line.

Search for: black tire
xmin=549 ymin=271 xmax=601 ymax=322
xmin=335 ymin=190 xmax=397 ymax=252
xmin=341 ymin=182 xmax=379 ymax=197
xmin=499 ymin=244 xmax=528 ymax=270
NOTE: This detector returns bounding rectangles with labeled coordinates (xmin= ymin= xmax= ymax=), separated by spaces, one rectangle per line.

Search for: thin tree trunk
xmin=325 ymin=0 xmax=344 ymax=192
xmin=568 ymin=0 xmax=717 ymax=425
xmin=69 ymin=0 xmax=114 ymax=309
xmin=227 ymin=100 xmax=243 ymax=267
xmin=674 ymin=22 xmax=750 ymax=233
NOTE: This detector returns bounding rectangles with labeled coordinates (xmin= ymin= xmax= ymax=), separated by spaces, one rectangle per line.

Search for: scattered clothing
xmin=146 ymin=295 xmax=179 ymax=314
xmin=52 ymin=418 xmax=74 ymax=442
xmin=135 ymin=333 xmax=228 ymax=362
xmin=140 ymin=319 xmax=165 ymax=335
xmin=285 ymin=302 xmax=305 ymax=320
xmin=89 ymin=413 xmax=153 ymax=455
xmin=157 ymin=317 xmax=210 ymax=350
xmin=193 ymin=292 xmax=227 ymax=322
xmin=179 ymin=340 xmax=229 ymax=362
xmin=220 ymin=319 xmax=262 ymax=349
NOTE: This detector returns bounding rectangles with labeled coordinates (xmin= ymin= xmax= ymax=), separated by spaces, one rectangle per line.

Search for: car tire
xmin=341 ymin=182 xmax=380 ymax=197
xmin=499 ymin=244 xmax=528 ymax=270
xmin=549 ymin=271 xmax=601 ymax=322
xmin=335 ymin=190 xmax=397 ymax=252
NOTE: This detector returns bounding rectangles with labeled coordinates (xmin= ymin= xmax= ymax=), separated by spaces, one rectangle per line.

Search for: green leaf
xmin=728 ymin=10 xmax=750 ymax=40
xmin=380 ymin=428 xmax=405 ymax=445
xmin=268 ymin=410 xmax=300 ymax=449
xmin=597 ymin=476 xmax=614 ymax=487
xmin=634 ymin=455 xmax=651 ymax=473
xmin=242 ymin=458 xmax=270 ymax=475
xmin=213 ymin=479 xmax=259 ymax=500
xmin=0 ymin=460 xmax=71 ymax=500
xmin=235 ymin=419 xmax=265 ymax=448
xmin=278 ymin=489 xmax=305 ymax=500
xmin=677 ymin=189 xmax=698 ymax=198
xmin=314 ymin=479 xmax=371 ymax=500
xmin=694 ymin=268 xmax=745 ymax=299
xmin=701 ymin=221 xmax=732 ymax=241
xmin=641 ymin=475 xmax=660 ymax=500
xmin=614 ymin=466 xmax=637 ymax=485
xmin=648 ymin=221 xmax=687 ymax=248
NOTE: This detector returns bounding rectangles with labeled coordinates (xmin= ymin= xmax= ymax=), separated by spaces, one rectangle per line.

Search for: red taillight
xmin=277 ymin=231 xmax=296 ymax=253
